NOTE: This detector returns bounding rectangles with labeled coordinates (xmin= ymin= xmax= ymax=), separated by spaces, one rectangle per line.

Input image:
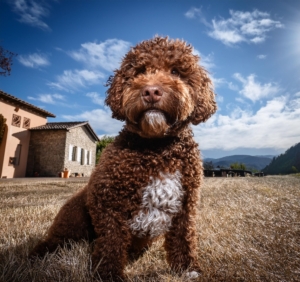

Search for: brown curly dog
xmin=29 ymin=37 xmax=217 ymax=281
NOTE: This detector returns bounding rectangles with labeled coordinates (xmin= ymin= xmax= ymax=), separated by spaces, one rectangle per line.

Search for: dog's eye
xmin=135 ymin=66 xmax=146 ymax=76
xmin=171 ymin=68 xmax=180 ymax=76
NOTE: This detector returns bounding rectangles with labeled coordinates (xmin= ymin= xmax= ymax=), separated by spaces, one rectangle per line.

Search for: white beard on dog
xmin=140 ymin=111 xmax=169 ymax=138
xmin=129 ymin=170 xmax=184 ymax=238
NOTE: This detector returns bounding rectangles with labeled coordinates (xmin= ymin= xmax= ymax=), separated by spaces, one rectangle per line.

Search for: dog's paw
xmin=185 ymin=271 xmax=200 ymax=279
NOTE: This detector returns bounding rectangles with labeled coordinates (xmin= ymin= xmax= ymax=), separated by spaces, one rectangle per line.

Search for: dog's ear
xmin=105 ymin=71 xmax=126 ymax=121
xmin=190 ymin=67 xmax=217 ymax=125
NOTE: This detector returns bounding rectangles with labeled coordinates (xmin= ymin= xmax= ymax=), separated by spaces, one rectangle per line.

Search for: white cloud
xmin=216 ymin=95 xmax=224 ymax=103
xmin=86 ymin=92 xmax=104 ymax=106
xmin=193 ymin=96 xmax=300 ymax=151
xmin=211 ymin=77 xmax=226 ymax=89
xmin=10 ymin=0 xmax=51 ymax=31
xmin=209 ymin=21 xmax=245 ymax=45
xmin=295 ymin=92 xmax=300 ymax=97
xmin=257 ymin=54 xmax=267 ymax=59
xmin=189 ymin=9 xmax=283 ymax=46
xmin=62 ymin=108 xmax=124 ymax=135
xmin=192 ymin=49 xmax=215 ymax=70
xmin=68 ymin=39 xmax=131 ymax=72
xmin=17 ymin=53 xmax=50 ymax=68
xmin=61 ymin=95 xmax=300 ymax=153
xmin=28 ymin=93 xmax=65 ymax=104
xmin=212 ymin=77 xmax=239 ymax=91
xmin=233 ymin=73 xmax=280 ymax=102
xmin=48 ymin=69 xmax=105 ymax=92
xmin=184 ymin=7 xmax=202 ymax=19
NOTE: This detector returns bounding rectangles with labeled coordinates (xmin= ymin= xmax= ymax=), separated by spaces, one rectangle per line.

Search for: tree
xmin=0 ymin=46 xmax=17 ymax=76
xmin=96 ymin=136 xmax=115 ymax=164
xmin=203 ymin=161 xmax=214 ymax=170
xmin=291 ymin=166 xmax=298 ymax=173
xmin=230 ymin=162 xmax=247 ymax=170
xmin=0 ymin=114 xmax=6 ymax=144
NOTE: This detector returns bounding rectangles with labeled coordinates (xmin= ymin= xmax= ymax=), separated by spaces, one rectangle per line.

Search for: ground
xmin=0 ymin=176 xmax=299 ymax=281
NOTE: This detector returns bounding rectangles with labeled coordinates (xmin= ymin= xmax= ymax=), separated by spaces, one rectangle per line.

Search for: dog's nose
xmin=142 ymin=86 xmax=163 ymax=103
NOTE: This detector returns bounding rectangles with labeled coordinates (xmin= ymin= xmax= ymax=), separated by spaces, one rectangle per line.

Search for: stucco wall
xmin=26 ymin=130 xmax=66 ymax=177
xmin=0 ymin=101 xmax=47 ymax=178
xmin=64 ymin=126 xmax=97 ymax=177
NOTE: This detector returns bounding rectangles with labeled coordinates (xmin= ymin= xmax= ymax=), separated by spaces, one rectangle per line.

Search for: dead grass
xmin=0 ymin=176 xmax=299 ymax=281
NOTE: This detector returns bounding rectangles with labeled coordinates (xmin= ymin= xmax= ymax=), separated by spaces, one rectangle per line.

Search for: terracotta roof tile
xmin=30 ymin=121 xmax=100 ymax=142
xmin=30 ymin=121 xmax=87 ymax=130
xmin=0 ymin=90 xmax=55 ymax=118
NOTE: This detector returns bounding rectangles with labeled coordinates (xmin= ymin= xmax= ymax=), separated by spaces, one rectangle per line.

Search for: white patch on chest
xmin=129 ymin=170 xmax=184 ymax=238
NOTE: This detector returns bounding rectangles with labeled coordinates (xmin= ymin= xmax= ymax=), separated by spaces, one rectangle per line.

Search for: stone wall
xmin=26 ymin=130 xmax=66 ymax=177
xmin=64 ymin=126 xmax=97 ymax=177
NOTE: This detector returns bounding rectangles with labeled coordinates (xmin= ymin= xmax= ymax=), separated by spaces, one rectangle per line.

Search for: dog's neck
xmin=125 ymin=118 xmax=192 ymax=139
xmin=115 ymin=126 xmax=194 ymax=152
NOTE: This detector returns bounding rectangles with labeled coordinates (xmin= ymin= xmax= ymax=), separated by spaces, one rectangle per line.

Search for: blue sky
xmin=1 ymin=0 xmax=300 ymax=158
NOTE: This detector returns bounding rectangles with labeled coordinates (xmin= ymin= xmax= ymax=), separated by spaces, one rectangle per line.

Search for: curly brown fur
xmin=29 ymin=37 xmax=217 ymax=281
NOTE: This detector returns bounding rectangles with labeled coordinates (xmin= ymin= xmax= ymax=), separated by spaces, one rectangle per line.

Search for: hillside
xmin=263 ymin=142 xmax=300 ymax=175
xmin=204 ymin=155 xmax=274 ymax=171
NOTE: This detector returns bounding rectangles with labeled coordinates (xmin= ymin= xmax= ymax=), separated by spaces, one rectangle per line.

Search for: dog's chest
xmin=129 ymin=170 xmax=184 ymax=238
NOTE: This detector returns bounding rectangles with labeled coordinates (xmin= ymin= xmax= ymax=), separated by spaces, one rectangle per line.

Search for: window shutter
xmin=89 ymin=151 xmax=92 ymax=165
xmin=77 ymin=147 xmax=81 ymax=162
xmin=81 ymin=148 xmax=84 ymax=165
xmin=72 ymin=146 xmax=77 ymax=161
xmin=69 ymin=145 xmax=73 ymax=161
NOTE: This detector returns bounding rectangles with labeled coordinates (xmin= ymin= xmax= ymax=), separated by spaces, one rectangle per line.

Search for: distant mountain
xmin=204 ymin=155 xmax=274 ymax=171
xmin=254 ymin=155 xmax=275 ymax=159
xmin=262 ymin=143 xmax=300 ymax=175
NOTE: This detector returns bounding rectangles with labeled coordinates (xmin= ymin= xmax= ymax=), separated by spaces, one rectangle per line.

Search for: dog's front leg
xmin=90 ymin=209 xmax=131 ymax=282
xmin=164 ymin=208 xmax=201 ymax=277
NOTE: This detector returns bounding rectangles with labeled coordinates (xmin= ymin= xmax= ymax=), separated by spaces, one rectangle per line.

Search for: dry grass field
xmin=0 ymin=176 xmax=299 ymax=282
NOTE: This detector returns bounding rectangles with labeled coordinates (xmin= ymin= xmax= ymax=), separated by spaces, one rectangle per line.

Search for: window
xmin=77 ymin=147 xmax=81 ymax=162
xmin=23 ymin=117 xmax=31 ymax=129
xmin=9 ymin=144 xmax=22 ymax=166
xmin=69 ymin=145 xmax=73 ymax=161
xmin=87 ymin=150 xmax=90 ymax=165
xmin=81 ymin=148 xmax=85 ymax=165
xmin=89 ymin=151 xmax=92 ymax=165
xmin=12 ymin=114 xmax=21 ymax=127
xmin=72 ymin=146 xmax=77 ymax=161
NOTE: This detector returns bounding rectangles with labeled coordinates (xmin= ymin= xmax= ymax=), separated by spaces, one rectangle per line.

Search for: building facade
xmin=27 ymin=122 xmax=99 ymax=177
xmin=0 ymin=90 xmax=55 ymax=178
xmin=0 ymin=90 xmax=99 ymax=178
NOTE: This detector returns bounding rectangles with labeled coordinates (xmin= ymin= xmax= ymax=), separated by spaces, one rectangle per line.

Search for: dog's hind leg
xmin=29 ymin=186 xmax=94 ymax=258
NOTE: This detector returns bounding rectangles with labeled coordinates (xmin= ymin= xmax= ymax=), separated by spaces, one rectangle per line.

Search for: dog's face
xmin=106 ymin=37 xmax=217 ymax=138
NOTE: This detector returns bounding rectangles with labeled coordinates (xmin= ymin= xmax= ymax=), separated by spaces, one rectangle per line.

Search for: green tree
xmin=96 ymin=136 xmax=115 ymax=164
xmin=292 ymin=166 xmax=298 ymax=173
xmin=230 ymin=162 xmax=247 ymax=170
xmin=262 ymin=143 xmax=300 ymax=175
xmin=0 ymin=114 xmax=6 ymax=144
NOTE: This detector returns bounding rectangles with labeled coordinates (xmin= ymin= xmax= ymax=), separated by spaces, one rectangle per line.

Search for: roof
xmin=204 ymin=168 xmax=253 ymax=174
xmin=0 ymin=90 xmax=55 ymax=118
xmin=30 ymin=121 xmax=100 ymax=142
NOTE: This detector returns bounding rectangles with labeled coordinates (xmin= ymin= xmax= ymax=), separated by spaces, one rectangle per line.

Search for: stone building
xmin=0 ymin=90 xmax=100 ymax=178
xmin=27 ymin=122 xmax=99 ymax=177
xmin=0 ymin=90 xmax=55 ymax=178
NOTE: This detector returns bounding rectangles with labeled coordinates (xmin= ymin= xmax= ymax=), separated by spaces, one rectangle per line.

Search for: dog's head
xmin=106 ymin=37 xmax=217 ymax=138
